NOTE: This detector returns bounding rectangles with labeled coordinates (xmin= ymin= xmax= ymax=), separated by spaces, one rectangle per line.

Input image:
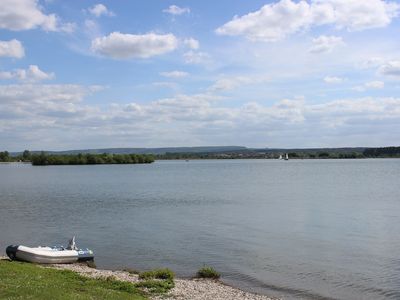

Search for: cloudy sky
xmin=1 ymin=0 xmax=400 ymax=151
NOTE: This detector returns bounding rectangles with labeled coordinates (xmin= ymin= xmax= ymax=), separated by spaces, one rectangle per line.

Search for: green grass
xmin=135 ymin=279 xmax=175 ymax=294
xmin=0 ymin=260 xmax=147 ymax=300
xmin=196 ymin=266 xmax=220 ymax=279
xmin=138 ymin=268 xmax=174 ymax=281
xmin=136 ymin=268 xmax=175 ymax=294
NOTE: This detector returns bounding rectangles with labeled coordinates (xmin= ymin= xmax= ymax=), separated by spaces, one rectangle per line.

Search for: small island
xmin=30 ymin=152 xmax=155 ymax=166
xmin=0 ymin=151 xmax=154 ymax=166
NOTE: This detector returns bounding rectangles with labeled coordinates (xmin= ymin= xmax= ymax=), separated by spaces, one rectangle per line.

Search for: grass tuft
xmin=136 ymin=268 xmax=175 ymax=295
xmin=196 ymin=266 xmax=220 ymax=279
xmin=139 ymin=268 xmax=174 ymax=280
xmin=135 ymin=279 xmax=175 ymax=294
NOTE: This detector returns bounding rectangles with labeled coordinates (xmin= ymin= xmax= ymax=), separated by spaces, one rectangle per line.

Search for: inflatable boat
xmin=6 ymin=237 xmax=94 ymax=264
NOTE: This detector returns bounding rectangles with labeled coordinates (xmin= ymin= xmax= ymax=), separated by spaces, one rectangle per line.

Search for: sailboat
xmin=278 ymin=154 xmax=283 ymax=160
xmin=284 ymin=153 xmax=289 ymax=160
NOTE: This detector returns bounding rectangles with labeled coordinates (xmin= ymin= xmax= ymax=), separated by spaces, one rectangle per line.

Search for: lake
xmin=0 ymin=159 xmax=399 ymax=299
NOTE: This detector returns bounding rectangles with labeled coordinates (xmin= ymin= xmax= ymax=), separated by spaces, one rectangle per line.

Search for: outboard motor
xmin=67 ymin=236 xmax=77 ymax=250
xmin=6 ymin=245 xmax=19 ymax=260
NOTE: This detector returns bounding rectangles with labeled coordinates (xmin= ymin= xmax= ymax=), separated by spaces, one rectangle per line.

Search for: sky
xmin=0 ymin=0 xmax=400 ymax=151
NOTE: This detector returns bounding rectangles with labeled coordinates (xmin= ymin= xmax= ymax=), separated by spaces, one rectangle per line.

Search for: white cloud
xmin=0 ymin=84 xmax=96 ymax=104
xmin=88 ymin=3 xmax=114 ymax=17
xmin=1 ymin=83 xmax=400 ymax=148
xmin=160 ymin=71 xmax=189 ymax=78
xmin=163 ymin=5 xmax=190 ymax=15
xmin=324 ymin=76 xmax=344 ymax=84
xmin=0 ymin=0 xmax=74 ymax=32
xmin=211 ymin=78 xmax=249 ymax=92
xmin=0 ymin=39 xmax=25 ymax=58
xmin=353 ymin=81 xmax=385 ymax=91
xmin=352 ymin=86 xmax=366 ymax=92
xmin=83 ymin=19 xmax=101 ymax=38
xmin=91 ymin=32 xmax=178 ymax=59
xmin=183 ymin=51 xmax=210 ymax=64
xmin=216 ymin=0 xmax=312 ymax=42
xmin=320 ymin=0 xmax=400 ymax=31
xmin=216 ymin=0 xmax=399 ymax=42
xmin=0 ymin=84 xmax=100 ymax=146
xmin=309 ymin=35 xmax=344 ymax=53
xmin=183 ymin=38 xmax=199 ymax=50
xmin=365 ymin=81 xmax=385 ymax=89
xmin=0 ymin=65 xmax=54 ymax=82
xmin=152 ymin=82 xmax=178 ymax=89
xmin=59 ymin=22 xmax=76 ymax=33
xmin=359 ymin=57 xmax=385 ymax=69
xmin=210 ymin=76 xmax=269 ymax=92
xmin=379 ymin=60 xmax=400 ymax=77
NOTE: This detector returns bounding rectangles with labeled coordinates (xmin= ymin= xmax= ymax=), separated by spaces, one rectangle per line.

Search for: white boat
xmin=278 ymin=154 xmax=283 ymax=160
xmin=284 ymin=153 xmax=289 ymax=160
xmin=6 ymin=237 xmax=94 ymax=264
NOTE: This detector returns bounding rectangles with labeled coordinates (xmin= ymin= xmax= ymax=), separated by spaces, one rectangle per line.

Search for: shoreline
xmin=50 ymin=262 xmax=277 ymax=300
xmin=1 ymin=257 xmax=277 ymax=300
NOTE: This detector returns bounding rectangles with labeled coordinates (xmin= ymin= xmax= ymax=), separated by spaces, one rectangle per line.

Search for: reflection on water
xmin=1 ymin=159 xmax=399 ymax=299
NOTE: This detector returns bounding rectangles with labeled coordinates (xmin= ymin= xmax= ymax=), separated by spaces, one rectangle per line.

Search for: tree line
xmin=31 ymin=152 xmax=154 ymax=165
xmin=1 ymin=146 xmax=399 ymax=163
xmin=156 ymin=151 xmax=365 ymax=160
xmin=0 ymin=150 xmax=154 ymax=165
xmin=156 ymin=147 xmax=400 ymax=159
xmin=0 ymin=150 xmax=31 ymax=162
xmin=363 ymin=147 xmax=400 ymax=157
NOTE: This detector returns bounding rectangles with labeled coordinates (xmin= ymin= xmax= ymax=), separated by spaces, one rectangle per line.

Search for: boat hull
xmin=6 ymin=245 xmax=94 ymax=264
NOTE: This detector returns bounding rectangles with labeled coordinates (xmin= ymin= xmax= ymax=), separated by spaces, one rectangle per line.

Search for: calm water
xmin=1 ymin=159 xmax=399 ymax=299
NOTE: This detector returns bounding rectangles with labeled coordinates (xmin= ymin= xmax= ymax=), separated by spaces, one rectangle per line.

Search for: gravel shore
xmin=1 ymin=256 xmax=276 ymax=299
xmin=49 ymin=263 xmax=276 ymax=300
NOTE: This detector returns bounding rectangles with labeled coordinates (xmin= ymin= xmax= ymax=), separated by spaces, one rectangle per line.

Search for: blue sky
xmin=1 ymin=0 xmax=400 ymax=151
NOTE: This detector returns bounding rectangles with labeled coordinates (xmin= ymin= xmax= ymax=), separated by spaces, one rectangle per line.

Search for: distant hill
xmin=14 ymin=146 xmax=247 ymax=156
xmin=249 ymin=147 xmax=367 ymax=154
xmin=10 ymin=146 xmax=370 ymax=156
xmin=9 ymin=146 xmax=400 ymax=160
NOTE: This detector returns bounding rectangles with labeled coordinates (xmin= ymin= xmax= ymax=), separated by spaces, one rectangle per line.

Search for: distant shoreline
xmin=155 ymin=156 xmax=400 ymax=160
xmin=1 ymin=157 xmax=400 ymax=165
xmin=2 ymin=146 xmax=400 ymax=163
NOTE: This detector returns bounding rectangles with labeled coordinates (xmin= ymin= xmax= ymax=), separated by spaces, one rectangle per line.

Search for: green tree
xmin=318 ymin=152 xmax=330 ymax=158
xmin=86 ymin=154 xmax=97 ymax=164
xmin=0 ymin=151 xmax=10 ymax=162
xmin=31 ymin=152 xmax=48 ymax=165
xmin=22 ymin=150 xmax=31 ymax=161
